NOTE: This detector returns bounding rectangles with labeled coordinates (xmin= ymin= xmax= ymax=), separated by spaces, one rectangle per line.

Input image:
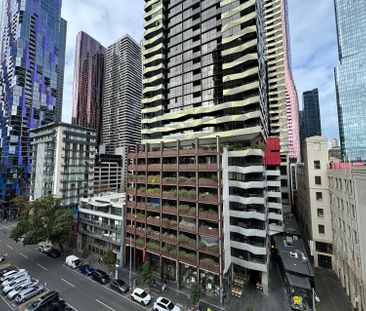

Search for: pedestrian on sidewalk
xmin=162 ymin=280 xmax=167 ymax=293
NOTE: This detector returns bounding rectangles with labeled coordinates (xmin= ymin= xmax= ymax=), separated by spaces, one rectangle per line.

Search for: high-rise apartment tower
xmin=72 ymin=31 xmax=106 ymax=147
xmin=0 ymin=0 xmax=66 ymax=202
xmin=102 ymin=35 xmax=142 ymax=152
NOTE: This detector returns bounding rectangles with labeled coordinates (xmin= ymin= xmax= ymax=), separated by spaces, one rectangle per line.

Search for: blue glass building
xmin=302 ymin=89 xmax=322 ymax=138
xmin=334 ymin=0 xmax=366 ymax=161
xmin=0 ymin=0 xmax=66 ymax=203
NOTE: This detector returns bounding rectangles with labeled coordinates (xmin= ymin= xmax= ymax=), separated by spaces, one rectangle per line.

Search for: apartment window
xmin=314 ymin=160 xmax=321 ymax=169
xmin=318 ymin=225 xmax=325 ymax=234
xmin=352 ymin=204 xmax=355 ymax=217
xmin=315 ymin=176 xmax=322 ymax=185
xmin=354 ymin=230 xmax=359 ymax=244
xmin=349 ymin=181 xmax=353 ymax=193
xmin=316 ymin=192 xmax=323 ymax=201
xmin=317 ymin=208 xmax=324 ymax=217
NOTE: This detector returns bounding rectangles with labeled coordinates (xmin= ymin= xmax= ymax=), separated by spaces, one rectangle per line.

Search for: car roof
xmin=134 ymin=287 xmax=145 ymax=294
xmin=116 ymin=279 xmax=126 ymax=284
xmin=157 ymin=297 xmax=171 ymax=305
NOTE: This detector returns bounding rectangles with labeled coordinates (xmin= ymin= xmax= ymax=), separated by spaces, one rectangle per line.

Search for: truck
xmin=65 ymin=255 xmax=81 ymax=269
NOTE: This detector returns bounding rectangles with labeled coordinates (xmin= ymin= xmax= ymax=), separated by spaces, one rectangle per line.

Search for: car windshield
xmin=75 ymin=260 xmax=80 ymax=266
xmin=167 ymin=302 xmax=175 ymax=310
xmin=117 ymin=280 xmax=126 ymax=286
xmin=140 ymin=291 xmax=147 ymax=298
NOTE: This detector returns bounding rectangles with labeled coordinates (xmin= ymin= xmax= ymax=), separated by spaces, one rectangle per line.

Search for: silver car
xmin=7 ymin=279 xmax=39 ymax=300
xmin=2 ymin=271 xmax=28 ymax=287
xmin=0 ymin=269 xmax=25 ymax=282
xmin=3 ymin=275 xmax=31 ymax=294
xmin=15 ymin=285 xmax=44 ymax=304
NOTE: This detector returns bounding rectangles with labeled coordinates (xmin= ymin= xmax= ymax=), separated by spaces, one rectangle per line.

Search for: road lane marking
xmin=19 ymin=253 xmax=28 ymax=259
xmin=64 ymin=265 xmax=150 ymax=310
xmin=66 ymin=302 xmax=79 ymax=311
xmin=61 ymin=278 xmax=75 ymax=288
xmin=96 ymin=299 xmax=116 ymax=311
xmin=36 ymin=263 xmax=48 ymax=271
xmin=6 ymin=244 xmax=13 ymax=250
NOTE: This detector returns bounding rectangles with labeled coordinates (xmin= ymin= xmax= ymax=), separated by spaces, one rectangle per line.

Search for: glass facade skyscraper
xmin=0 ymin=0 xmax=66 ymax=202
xmin=72 ymin=31 xmax=106 ymax=147
xmin=334 ymin=0 xmax=366 ymax=161
xmin=302 ymin=88 xmax=322 ymax=138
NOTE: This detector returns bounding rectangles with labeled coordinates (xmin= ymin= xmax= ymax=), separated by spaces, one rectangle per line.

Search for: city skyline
xmin=60 ymin=0 xmax=339 ymax=143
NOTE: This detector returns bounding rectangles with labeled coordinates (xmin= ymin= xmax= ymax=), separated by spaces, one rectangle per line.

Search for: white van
xmin=65 ymin=255 xmax=81 ymax=269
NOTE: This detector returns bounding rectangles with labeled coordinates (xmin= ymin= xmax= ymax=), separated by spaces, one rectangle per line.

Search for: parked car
xmin=45 ymin=248 xmax=61 ymax=258
xmin=0 ymin=264 xmax=16 ymax=276
xmin=39 ymin=300 xmax=66 ymax=311
xmin=110 ymin=279 xmax=129 ymax=294
xmin=24 ymin=290 xmax=59 ymax=311
xmin=2 ymin=271 xmax=28 ymax=287
xmin=131 ymin=288 xmax=151 ymax=306
xmin=7 ymin=279 xmax=39 ymax=300
xmin=3 ymin=275 xmax=31 ymax=294
xmin=91 ymin=269 xmax=110 ymax=284
xmin=79 ymin=264 xmax=95 ymax=276
xmin=38 ymin=242 xmax=53 ymax=253
xmin=65 ymin=255 xmax=81 ymax=269
xmin=0 ymin=268 xmax=25 ymax=282
xmin=15 ymin=285 xmax=44 ymax=304
xmin=153 ymin=297 xmax=181 ymax=311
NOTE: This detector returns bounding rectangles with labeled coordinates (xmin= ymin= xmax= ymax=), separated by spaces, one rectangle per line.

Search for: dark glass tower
xmin=72 ymin=31 xmax=106 ymax=147
xmin=0 ymin=0 xmax=66 ymax=202
xmin=302 ymin=89 xmax=322 ymax=138
xmin=334 ymin=0 xmax=366 ymax=161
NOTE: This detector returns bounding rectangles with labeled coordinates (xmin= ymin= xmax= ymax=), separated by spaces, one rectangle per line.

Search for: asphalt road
xmin=0 ymin=221 xmax=148 ymax=311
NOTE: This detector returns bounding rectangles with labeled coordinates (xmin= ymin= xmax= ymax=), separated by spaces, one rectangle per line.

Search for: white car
xmin=0 ymin=269 xmax=25 ymax=282
xmin=131 ymin=287 xmax=152 ymax=306
xmin=153 ymin=297 xmax=181 ymax=311
xmin=7 ymin=279 xmax=39 ymax=300
xmin=2 ymin=271 xmax=28 ymax=287
xmin=3 ymin=275 xmax=30 ymax=294
xmin=15 ymin=285 xmax=44 ymax=304
xmin=38 ymin=242 xmax=53 ymax=253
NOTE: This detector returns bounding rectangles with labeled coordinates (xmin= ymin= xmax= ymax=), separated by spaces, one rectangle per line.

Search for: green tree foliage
xmin=81 ymin=247 xmax=90 ymax=259
xmin=103 ymin=249 xmax=116 ymax=265
xmin=141 ymin=261 xmax=152 ymax=287
xmin=190 ymin=282 xmax=201 ymax=306
xmin=10 ymin=195 xmax=73 ymax=252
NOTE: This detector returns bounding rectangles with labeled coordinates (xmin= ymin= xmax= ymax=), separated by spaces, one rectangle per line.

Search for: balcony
xmin=147 ymin=216 xmax=160 ymax=226
xmin=136 ymin=202 xmax=146 ymax=210
xmin=162 ymin=205 xmax=177 ymax=215
xmin=178 ymin=236 xmax=197 ymax=250
xmin=128 ymin=164 xmax=136 ymax=171
xmin=178 ymin=177 xmax=196 ymax=186
xmin=162 ymin=177 xmax=177 ymax=185
xmin=146 ymin=203 xmax=160 ymax=212
xmin=179 ymin=189 xmax=197 ymax=202
xmin=162 ymin=190 xmax=177 ymax=199
xmin=199 ymin=226 xmax=219 ymax=238
xmin=79 ymin=218 xmax=121 ymax=232
xmin=179 ymin=223 xmax=197 ymax=234
xmin=198 ymin=163 xmax=217 ymax=171
xmin=199 ymin=210 xmax=219 ymax=221
xmin=136 ymin=227 xmax=146 ymax=236
xmin=198 ymin=177 xmax=218 ymax=187
xmin=179 ymin=149 xmax=196 ymax=156
xmin=179 ymin=164 xmax=196 ymax=171
xmin=162 ymin=150 xmax=177 ymax=157
xmin=178 ymin=251 xmax=197 ymax=266
xmin=126 ymin=213 xmax=135 ymax=221
xmin=161 ymin=245 xmax=177 ymax=259
xmin=126 ymin=226 xmax=135 ymax=234
xmin=199 ymin=244 xmax=220 ymax=256
xmin=162 ymin=164 xmax=177 ymax=171
xmin=162 ymin=219 xmax=178 ymax=229
xmin=159 ymin=232 xmax=175 ymax=243
xmin=147 ymin=164 xmax=161 ymax=171
xmin=178 ymin=205 xmax=196 ymax=217
xmin=137 ymin=164 xmax=147 ymax=171
xmin=146 ymin=188 xmax=160 ymax=198
xmin=147 ymin=241 xmax=160 ymax=253
xmin=199 ymin=193 xmax=218 ymax=204
xmin=147 ymin=230 xmax=161 ymax=241
xmin=148 ymin=151 xmax=161 ymax=157
xmin=200 ymin=258 xmax=220 ymax=274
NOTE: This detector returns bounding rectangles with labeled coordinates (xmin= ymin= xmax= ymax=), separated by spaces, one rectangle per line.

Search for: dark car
xmin=38 ymin=299 xmax=66 ymax=311
xmin=92 ymin=269 xmax=110 ymax=284
xmin=110 ymin=279 xmax=129 ymax=294
xmin=45 ymin=248 xmax=61 ymax=258
xmin=79 ymin=264 xmax=95 ymax=276
xmin=24 ymin=290 xmax=59 ymax=311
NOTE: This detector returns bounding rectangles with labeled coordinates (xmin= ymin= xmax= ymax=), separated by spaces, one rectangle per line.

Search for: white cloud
xmin=60 ymin=0 xmax=144 ymax=123
xmin=288 ymin=0 xmax=340 ymax=141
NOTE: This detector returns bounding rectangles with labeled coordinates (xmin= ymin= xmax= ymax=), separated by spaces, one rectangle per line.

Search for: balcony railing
xmin=147 ymin=164 xmax=162 ymax=170
xmin=199 ymin=194 xmax=218 ymax=204
xmin=79 ymin=218 xmax=121 ymax=232
xmin=162 ymin=164 xmax=177 ymax=171
xmin=198 ymin=163 xmax=217 ymax=171
xmin=146 ymin=204 xmax=160 ymax=212
xmin=199 ymin=244 xmax=220 ymax=256
xmin=199 ymin=226 xmax=219 ymax=237
xmin=178 ymin=251 xmax=197 ymax=265
xmin=199 ymin=210 xmax=219 ymax=221
xmin=200 ymin=259 xmax=220 ymax=274
xmin=147 ymin=216 xmax=161 ymax=226
xmin=162 ymin=206 xmax=177 ymax=214
xmin=162 ymin=219 xmax=177 ymax=229
xmin=162 ymin=234 xmax=177 ymax=245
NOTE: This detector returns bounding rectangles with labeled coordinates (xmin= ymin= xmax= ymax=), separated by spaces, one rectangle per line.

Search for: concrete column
xmin=262 ymin=271 xmax=269 ymax=294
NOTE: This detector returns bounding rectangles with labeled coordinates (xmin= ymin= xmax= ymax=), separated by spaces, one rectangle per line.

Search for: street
xmin=0 ymin=221 xmax=148 ymax=311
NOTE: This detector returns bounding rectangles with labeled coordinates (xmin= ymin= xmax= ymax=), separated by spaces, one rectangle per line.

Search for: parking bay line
xmin=36 ymin=263 xmax=48 ymax=271
xmin=0 ymin=293 xmax=14 ymax=310
xmin=19 ymin=253 xmax=28 ymax=259
xmin=6 ymin=244 xmax=13 ymax=250
xmin=96 ymin=299 xmax=116 ymax=311
xmin=61 ymin=278 xmax=75 ymax=288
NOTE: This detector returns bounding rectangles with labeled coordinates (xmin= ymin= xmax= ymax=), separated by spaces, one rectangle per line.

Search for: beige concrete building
xmin=295 ymin=136 xmax=333 ymax=268
xmin=329 ymin=164 xmax=366 ymax=310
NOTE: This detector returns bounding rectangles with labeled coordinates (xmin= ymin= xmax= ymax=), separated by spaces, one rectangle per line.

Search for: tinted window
xmin=140 ymin=291 xmax=147 ymax=298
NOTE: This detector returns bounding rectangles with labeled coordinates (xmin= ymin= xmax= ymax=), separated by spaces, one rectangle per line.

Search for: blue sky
xmin=61 ymin=0 xmax=339 ymax=142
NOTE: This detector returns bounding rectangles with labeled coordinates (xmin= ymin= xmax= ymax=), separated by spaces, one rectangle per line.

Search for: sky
xmin=61 ymin=0 xmax=339 ymax=141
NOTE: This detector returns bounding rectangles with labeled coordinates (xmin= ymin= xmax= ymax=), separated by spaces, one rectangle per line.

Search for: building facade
xmin=263 ymin=0 xmax=300 ymax=159
xmin=334 ymin=0 xmax=366 ymax=161
xmin=102 ymin=35 xmax=142 ymax=152
xmin=0 ymin=0 xmax=66 ymax=202
xmin=301 ymin=89 xmax=322 ymax=139
xmin=125 ymin=0 xmax=285 ymax=297
xmin=94 ymin=150 xmax=124 ymax=195
xmin=329 ymin=164 xmax=366 ymax=311
xmin=72 ymin=31 xmax=106 ymax=146
xmin=295 ymin=137 xmax=333 ymax=269
xmin=78 ymin=193 xmax=125 ymax=259
xmin=29 ymin=123 xmax=95 ymax=209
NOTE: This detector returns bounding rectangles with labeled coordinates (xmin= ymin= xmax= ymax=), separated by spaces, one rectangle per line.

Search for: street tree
xmin=81 ymin=247 xmax=90 ymax=259
xmin=190 ymin=282 xmax=201 ymax=306
xmin=103 ymin=249 xmax=116 ymax=274
xmin=141 ymin=261 xmax=152 ymax=287
xmin=10 ymin=195 xmax=73 ymax=252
